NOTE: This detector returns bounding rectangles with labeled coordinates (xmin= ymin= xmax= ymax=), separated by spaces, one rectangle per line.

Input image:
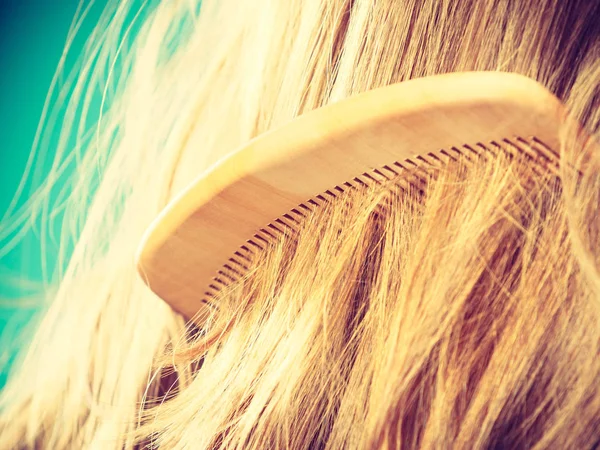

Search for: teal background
xmin=0 ymin=0 xmax=104 ymax=388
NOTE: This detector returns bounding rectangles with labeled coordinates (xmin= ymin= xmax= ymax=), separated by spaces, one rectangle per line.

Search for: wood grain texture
xmin=136 ymin=72 xmax=564 ymax=322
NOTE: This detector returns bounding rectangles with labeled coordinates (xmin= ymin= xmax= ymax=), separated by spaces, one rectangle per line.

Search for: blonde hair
xmin=1 ymin=0 xmax=599 ymax=448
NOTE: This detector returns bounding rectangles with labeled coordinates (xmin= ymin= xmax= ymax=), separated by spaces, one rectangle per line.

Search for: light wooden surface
xmin=136 ymin=71 xmax=564 ymax=322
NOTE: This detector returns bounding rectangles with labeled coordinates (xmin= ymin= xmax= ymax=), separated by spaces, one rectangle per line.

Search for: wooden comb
xmin=136 ymin=71 xmax=565 ymax=323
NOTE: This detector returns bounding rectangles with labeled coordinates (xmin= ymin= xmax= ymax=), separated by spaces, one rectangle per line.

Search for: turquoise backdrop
xmin=0 ymin=1 xmax=104 ymax=388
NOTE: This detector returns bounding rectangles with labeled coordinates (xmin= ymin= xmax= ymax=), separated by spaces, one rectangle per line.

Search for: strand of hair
xmin=224 ymin=262 xmax=245 ymax=276
xmin=217 ymin=270 xmax=237 ymax=283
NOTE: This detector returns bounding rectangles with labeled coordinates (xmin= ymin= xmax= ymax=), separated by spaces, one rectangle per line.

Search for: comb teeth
xmin=200 ymin=136 xmax=558 ymax=303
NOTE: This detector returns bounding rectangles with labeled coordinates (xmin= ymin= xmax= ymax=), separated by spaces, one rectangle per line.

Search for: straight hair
xmin=1 ymin=0 xmax=599 ymax=448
